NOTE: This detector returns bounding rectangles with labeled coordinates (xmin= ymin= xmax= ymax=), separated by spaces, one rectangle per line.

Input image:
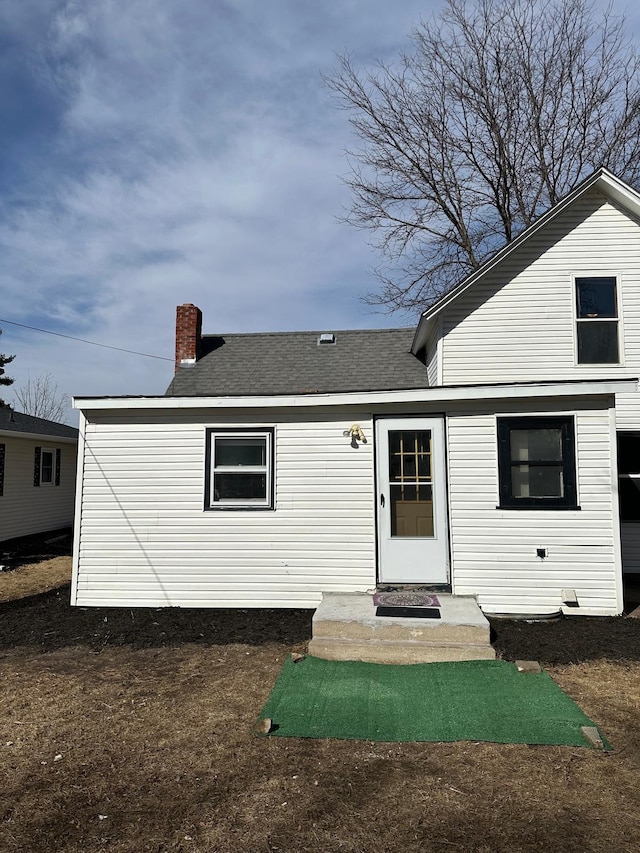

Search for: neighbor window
xmin=205 ymin=428 xmax=274 ymax=509
xmin=34 ymin=447 xmax=61 ymax=487
xmin=497 ymin=417 xmax=578 ymax=509
xmin=0 ymin=443 xmax=4 ymax=496
xmin=575 ymin=276 xmax=619 ymax=364
xmin=617 ymin=432 xmax=640 ymax=521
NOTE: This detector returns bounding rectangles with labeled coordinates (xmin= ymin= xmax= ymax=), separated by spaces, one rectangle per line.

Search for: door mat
xmin=376 ymin=606 xmax=441 ymax=619
xmin=373 ymin=592 xmax=440 ymax=608
xmin=258 ymin=655 xmax=610 ymax=748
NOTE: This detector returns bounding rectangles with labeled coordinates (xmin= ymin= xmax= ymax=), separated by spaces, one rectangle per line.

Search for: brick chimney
xmin=175 ymin=303 xmax=202 ymax=373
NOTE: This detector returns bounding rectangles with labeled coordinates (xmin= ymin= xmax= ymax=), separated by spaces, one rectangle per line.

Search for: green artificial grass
xmin=259 ymin=656 xmax=609 ymax=748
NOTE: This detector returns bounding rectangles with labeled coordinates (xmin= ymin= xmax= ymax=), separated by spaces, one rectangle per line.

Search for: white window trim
xmin=205 ymin=428 xmax=274 ymax=510
xmin=572 ymin=272 xmax=624 ymax=367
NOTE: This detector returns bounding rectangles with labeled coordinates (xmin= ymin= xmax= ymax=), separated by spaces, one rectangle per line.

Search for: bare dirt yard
xmin=1 ymin=535 xmax=640 ymax=852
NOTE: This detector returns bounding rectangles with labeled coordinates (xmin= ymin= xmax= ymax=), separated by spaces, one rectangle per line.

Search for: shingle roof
xmin=0 ymin=404 xmax=78 ymax=439
xmin=166 ymin=328 xmax=428 ymax=397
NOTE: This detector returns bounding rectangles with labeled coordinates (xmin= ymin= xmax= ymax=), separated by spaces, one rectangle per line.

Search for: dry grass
xmin=1 ymin=544 xmax=640 ymax=852
xmin=0 ymin=556 xmax=72 ymax=602
xmin=2 ymin=638 xmax=640 ymax=853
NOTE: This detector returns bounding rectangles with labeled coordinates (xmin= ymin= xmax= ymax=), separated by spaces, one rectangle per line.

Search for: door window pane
xmin=388 ymin=430 xmax=434 ymax=537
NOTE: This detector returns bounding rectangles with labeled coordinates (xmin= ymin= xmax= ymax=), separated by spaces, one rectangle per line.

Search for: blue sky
xmin=0 ymin=0 xmax=638 ymax=420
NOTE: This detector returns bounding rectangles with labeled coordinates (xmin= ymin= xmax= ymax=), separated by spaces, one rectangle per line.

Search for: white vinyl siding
xmin=439 ymin=190 xmax=640 ymax=426
xmin=447 ymin=399 xmax=620 ymax=616
xmin=74 ymin=409 xmax=375 ymax=608
xmin=425 ymin=318 xmax=440 ymax=386
xmin=0 ymin=436 xmax=77 ymax=541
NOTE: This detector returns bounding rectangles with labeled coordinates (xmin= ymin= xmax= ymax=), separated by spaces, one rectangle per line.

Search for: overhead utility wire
xmin=0 ymin=317 xmax=173 ymax=361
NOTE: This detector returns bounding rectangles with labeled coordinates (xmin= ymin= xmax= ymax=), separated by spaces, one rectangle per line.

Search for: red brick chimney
xmin=175 ymin=303 xmax=202 ymax=373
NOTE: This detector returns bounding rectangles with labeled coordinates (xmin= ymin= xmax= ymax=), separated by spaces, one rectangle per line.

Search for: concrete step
xmin=308 ymin=592 xmax=495 ymax=664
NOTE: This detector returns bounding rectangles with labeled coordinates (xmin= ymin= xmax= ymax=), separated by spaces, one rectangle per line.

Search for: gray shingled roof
xmin=166 ymin=328 xmax=429 ymax=396
xmin=0 ymin=404 xmax=78 ymax=439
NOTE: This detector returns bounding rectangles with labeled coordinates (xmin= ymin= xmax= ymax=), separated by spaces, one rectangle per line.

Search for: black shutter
xmin=55 ymin=448 xmax=61 ymax=486
xmin=0 ymin=443 xmax=5 ymax=496
xmin=34 ymin=446 xmax=41 ymax=487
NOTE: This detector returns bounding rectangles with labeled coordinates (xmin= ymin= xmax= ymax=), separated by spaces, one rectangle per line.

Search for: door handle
xmin=380 ymin=493 xmax=385 ymax=508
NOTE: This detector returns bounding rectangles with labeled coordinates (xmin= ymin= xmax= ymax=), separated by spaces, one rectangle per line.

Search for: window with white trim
xmin=34 ymin=446 xmax=61 ymax=487
xmin=205 ymin=428 xmax=274 ymax=509
xmin=575 ymin=276 xmax=619 ymax=364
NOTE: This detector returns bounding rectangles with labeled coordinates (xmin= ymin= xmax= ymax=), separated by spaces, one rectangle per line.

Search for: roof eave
xmin=74 ymin=378 xmax=637 ymax=412
xmin=0 ymin=429 xmax=78 ymax=443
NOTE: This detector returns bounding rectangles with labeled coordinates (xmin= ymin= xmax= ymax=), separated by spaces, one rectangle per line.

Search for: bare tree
xmin=14 ymin=373 xmax=67 ymax=423
xmin=327 ymin=0 xmax=640 ymax=313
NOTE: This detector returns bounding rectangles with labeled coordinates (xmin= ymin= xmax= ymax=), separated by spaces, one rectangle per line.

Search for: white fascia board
xmin=0 ymin=429 xmax=78 ymax=443
xmin=73 ymin=378 xmax=637 ymax=413
xmin=411 ymin=168 xmax=640 ymax=354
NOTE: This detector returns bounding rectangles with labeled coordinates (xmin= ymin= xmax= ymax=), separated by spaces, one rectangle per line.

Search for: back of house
xmin=72 ymin=168 xmax=640 ymax=617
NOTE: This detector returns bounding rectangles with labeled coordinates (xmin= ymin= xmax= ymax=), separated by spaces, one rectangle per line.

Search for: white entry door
xmin=376 ymin=417 xmax=449 ymax=584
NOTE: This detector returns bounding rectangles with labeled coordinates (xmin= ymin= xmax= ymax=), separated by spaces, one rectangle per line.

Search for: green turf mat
xmin=259 ymin=656 xmax=609 ymax=747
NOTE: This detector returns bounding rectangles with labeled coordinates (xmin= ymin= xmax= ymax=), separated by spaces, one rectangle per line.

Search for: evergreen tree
xmin=0 ymin=328 xmax=15 ymax=400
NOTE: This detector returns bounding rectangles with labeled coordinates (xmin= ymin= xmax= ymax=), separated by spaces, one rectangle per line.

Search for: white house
xmin=0 ymin=404 xmax=78 ymax=543
xmin=72 ymin=168 xmax=640 ymax=617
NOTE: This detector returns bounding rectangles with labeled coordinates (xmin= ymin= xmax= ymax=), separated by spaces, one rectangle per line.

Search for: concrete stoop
xmin=308 ymin=592 xmax=495 ymax=664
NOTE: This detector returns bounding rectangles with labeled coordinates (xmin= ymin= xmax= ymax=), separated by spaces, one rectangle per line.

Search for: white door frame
xmin=375 ymin=416 xmax=449 ymax=585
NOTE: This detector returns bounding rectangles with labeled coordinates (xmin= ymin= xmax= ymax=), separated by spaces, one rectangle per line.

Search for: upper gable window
xmin=575 ymin=276 xmax=619 ymax=364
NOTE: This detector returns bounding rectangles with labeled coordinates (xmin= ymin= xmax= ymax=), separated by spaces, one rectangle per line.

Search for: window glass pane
xmin=417 ymin=453 xmax=431 ymax=479
xmin=511 ymin=428 xmax=562 ymax=462
xmin=576 ymin=277 xmax=617 ymax=318
xmin=389 ymin=453 xmax=402 ymax=481
xmin=577 ymin=321 xmax=619 ymax=364
xmin=511 ymin=464 xmax=563 ymax=498
xmin=214 ymin=472 xmax=266 ymax=501
xmin=403 ymin=454 xmax=416 ymax=479
xmin=390 ymin=483 xmax=433 ymax=537
xmin=618 ymin=434 xmax=640 ymax=475
xmin=389 ymin=432 xmax=401 ymax=455
xmin=41 ymin=451 xmax=54 ymax=484
xmin=620 ymin=477 xmax=640 ymax=521
xmin=215 ymin=437 xmax=266 ymax=467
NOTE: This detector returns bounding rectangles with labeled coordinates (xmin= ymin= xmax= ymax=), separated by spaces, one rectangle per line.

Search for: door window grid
xmin=388 ymin=430 xmax=435 ymax=537
xmin=389 ymin=431 xmax=432 ymax=495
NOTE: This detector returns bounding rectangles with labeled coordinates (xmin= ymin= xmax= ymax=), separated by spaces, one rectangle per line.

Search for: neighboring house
xmin=0 ymin=404 xmax=79 ymax=543
xmin=72 ymin=168 xmax=640 ymax=616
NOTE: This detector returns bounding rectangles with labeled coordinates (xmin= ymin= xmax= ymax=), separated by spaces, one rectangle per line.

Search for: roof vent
xmin=317 ymin=333 xmax=336 ymax=346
